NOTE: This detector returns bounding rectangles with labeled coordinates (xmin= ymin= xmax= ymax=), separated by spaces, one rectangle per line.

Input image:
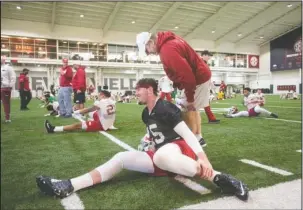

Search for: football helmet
xmin=227 ymin=106 xmax=238 ymax=115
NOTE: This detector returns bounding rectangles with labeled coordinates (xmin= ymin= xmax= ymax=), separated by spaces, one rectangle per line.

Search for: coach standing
xmin=72 ymin=64 xmax=86 ymax=111
xmin=58 ymin=58 xmax=73 ymax=118
xmin=1 ymin=56 xmax=16 ymax=122
xmin=19 ymin=68 xmax=31 ymax=110
xmin=201 ymin=50 xmax=220 ymax=124
xmin=136 ymin=31 xmax=210 ymax=147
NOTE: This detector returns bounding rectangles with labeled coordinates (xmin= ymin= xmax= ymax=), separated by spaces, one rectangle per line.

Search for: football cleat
xmin=36 ymin=175 xmax=74 ymax=199
xmin=270 ymin=113 xmax=278 ymax=118
xmin=213 ymin=173 xmax=249 ymax=201
xmin=199 ymin=138 xmax=207 ymax=147
xmin=208 ymin=119 xmax=220 ymax=124
xmin=44 ymin=120 xmax=55 ymax=133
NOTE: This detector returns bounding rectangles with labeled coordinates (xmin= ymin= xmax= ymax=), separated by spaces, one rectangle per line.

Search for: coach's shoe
xmin=5 ymin=119 xmax=11 ymax=123
xmin=44 ymin=120 xmax=55 ymax=133
xmin=213 ymin=173 xmax=249 ymax=201
xmin=208 ymin=119 xmax=220 ymax=124
xmin=36 ymin=175 xmax=74 ymax=198
xmin=199 ymin=138 xmax=207 ymax=147
xmin=270 ymin=113 xmax=278 ymax=118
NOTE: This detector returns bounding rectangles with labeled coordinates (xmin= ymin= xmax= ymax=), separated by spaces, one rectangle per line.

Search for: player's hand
xmin=77 ymin=89 xmax=81 ymax=93
xmin=186 ymin=102 xmax=196 ymax=111
xmin=197 ymin=158 xmax=213 ymax=179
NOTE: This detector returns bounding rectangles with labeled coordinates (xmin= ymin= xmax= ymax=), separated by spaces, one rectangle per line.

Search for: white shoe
xmin=109 ymin=125 xmax=118 ymax=130
xmin=5 ymin=120 xmax=11 ymax=123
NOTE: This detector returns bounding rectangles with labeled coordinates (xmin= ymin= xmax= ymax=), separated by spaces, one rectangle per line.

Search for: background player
xmin=1 ymin=55 xmax=16 ymax=123
xmin=158 ymin=75 xmax=173 ymax=102
xmin=37 ymin=78 xmax=248 ymax=201
xmin=224 ymin=87 xmax=278 ymax=118
xmin=254 ymin=89 xmax=265 ymax=106
xmin=44 ymin=90 xmax=116 ymax=133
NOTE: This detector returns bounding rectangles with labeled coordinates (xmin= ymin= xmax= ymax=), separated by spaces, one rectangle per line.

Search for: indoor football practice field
xmin=1 ymin=95 xmax=301 ymax=209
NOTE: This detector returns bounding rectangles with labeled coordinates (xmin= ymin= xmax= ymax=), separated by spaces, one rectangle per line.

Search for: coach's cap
xmin=201 ymin=50 xmax=213 ymax=56
xmin=22 ymin=68 xmax=30 ymax=72
xmin=136 ymin=32 xmax=151 ymax=58
xmin=62 ymin=58 xmax=68 ymax=63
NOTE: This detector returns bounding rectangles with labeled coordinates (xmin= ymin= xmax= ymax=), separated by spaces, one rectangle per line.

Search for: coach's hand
xmin=186 ymin=102 xmax=196 ymax=111
xmin=197 ymin=158 xmax=213 ymax=179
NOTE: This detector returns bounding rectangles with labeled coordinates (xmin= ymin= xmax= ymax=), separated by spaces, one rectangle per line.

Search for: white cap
xmin=136 ymin=32 xmax=151 ymax=58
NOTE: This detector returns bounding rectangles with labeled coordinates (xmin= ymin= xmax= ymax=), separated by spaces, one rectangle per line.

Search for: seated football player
xmin=224 ymin=87 xmax=278 ymax=118
xmin=36 ymin=78 xmax=249 ymax=201
xmin=254 ymin=89 xmax=265 ymax=106
xmin=37 ymin=91 xmax=56 ymax=108
xmin=44 ymin=90 xmax=116 ymax=133
xmin=44 ymin=101 xmax=60 ymax=117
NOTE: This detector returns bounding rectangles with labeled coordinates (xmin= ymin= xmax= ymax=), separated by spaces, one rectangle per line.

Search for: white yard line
xmin=264 ymin=118 xmax=301 ymax=123
xmin=239 ymin=159 xmax=293 ymax=176
xmin=179 ymin=179 xmax=301 ymax=209
xmin=296 ymin=150 xmax=302 ymax=153
xmin=60 ymin=194 xmax=85 ymax=210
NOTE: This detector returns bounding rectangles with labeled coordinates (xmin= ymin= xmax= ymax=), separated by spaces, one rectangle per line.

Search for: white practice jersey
xmin=254 ymin=92 xmax=264 ymax=100
xmin=53 ymin=101 xmax=59 ymax=111
xmin=1 ymin=64 xmax=16 ymax=88
xmin=244 ymin=94 xmax=259 ymax=110
xmin=94 ymin=98 xmax=116 ymax=130
xmin=159 ymin=76 xmax=173 ymax=93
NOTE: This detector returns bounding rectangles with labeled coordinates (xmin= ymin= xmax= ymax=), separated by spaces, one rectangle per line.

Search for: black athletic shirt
xmin=142 ymin=99 xmax=183 ymax=149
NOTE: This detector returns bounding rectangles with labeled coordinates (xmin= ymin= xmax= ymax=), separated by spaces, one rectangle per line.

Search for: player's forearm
xmin=173 ymin=121 xmax=204 ymax=154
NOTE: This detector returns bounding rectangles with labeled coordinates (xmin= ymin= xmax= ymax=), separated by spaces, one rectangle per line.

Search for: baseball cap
xmin=136 ymin=32 xmax=152 ymax=58
xmin=201 ymin=50 xmax=213 ymax=56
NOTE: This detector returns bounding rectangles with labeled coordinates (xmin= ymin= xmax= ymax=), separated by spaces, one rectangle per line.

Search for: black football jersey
xmin=142 ymin=99 xmax=183 ymax=149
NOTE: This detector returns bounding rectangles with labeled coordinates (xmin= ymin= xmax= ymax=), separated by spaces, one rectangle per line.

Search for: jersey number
xmin=106 ymin=105 xmax=116 ymax=115
xmin=149 ymin=124 xmax=165 ymax=144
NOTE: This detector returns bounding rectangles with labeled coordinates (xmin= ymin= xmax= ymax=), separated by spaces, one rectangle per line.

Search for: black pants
xmin=20 ymin=91 xmax=32 ymax=109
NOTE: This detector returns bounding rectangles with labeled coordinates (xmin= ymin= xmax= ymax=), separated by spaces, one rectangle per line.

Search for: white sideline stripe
xmin=60 ymin=194 xmax=85 ymax=210
xmin=296 ymin=150 xmax=302 ymax=153
xmin=264 ymin=118 xmax=301 ymax=123
xmin=99 ymin=131 xmax=136 ymax=151
xmin=240 ymin=159 xmax=293 ymax=176
xmin=179 ymin=179 xmax=301 ymax=209
xmin=98 ymin=131 xmax=211 ymax=195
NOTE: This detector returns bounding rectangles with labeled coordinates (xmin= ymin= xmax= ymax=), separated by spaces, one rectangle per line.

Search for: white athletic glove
xmin=138 ymin=134 xmax=155 ymax=152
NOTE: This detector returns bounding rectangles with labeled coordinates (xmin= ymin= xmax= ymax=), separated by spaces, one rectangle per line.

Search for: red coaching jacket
xmin=60 ymin=65 xmax=73 ymax=87
xmin=156 ymin=31 xmax=211 ymax=103
xmin=72 ymin=66 xmax=86 ymax=92
xmin=18 ymin=73 xmax=30 ymax=91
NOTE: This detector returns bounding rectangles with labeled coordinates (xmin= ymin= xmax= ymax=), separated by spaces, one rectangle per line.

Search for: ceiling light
xmin=99 ymin=43 xmax=103 ymax=46
xmin=63 ymin=41 xmax=67 ymax=43
xmin=77 ymin=42 xmax=81 ymax=44
xmin=211 ymin=30 xmax=215 ymax=33
xmin=80 ymin=14 xmax=84 ymax=18
xmin=287 ymin=4 xmax=292 ymax=8
xmin=36 ymin=39 xmax=46 ymax=41
xmin=93 ymin=43 xmax=97 ymax=45
xmin=16 ymin=6 xmax=22 ymax=10
xmin=131 ymin=21 xmax=135 ymax=24
xmin=175 ymin=26 xmax=179 ymax=29
xmin=259 ymin=36 xmax=264 ymax=39
xmin=238 ymin=33 xmax=242 ymax=37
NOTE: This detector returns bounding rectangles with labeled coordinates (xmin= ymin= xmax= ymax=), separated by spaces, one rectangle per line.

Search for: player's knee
xmin=81 ymin=122 xmax=88 ymax=130
xmin=112 ymin=151 xmax=129 ymax=168
xmin=153 ymin=150 xmax=168 ymax=167
xmin=254 ymin=105 xmax=261 ymax=113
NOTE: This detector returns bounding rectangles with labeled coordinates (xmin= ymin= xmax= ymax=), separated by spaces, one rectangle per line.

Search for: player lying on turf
xmin=44 ymin=90 xmax=116 ymax=133
xmin=37 ymin=78 xmax=249 ymax=201
xmin=224 ymin=87 xmax=278 ymax=118
xmin=44 ymin=101 xmax=60 ymax=117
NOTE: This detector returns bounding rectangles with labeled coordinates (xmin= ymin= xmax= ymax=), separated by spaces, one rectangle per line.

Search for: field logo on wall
xmin=248 ymin=55 xmax=259 ymax=68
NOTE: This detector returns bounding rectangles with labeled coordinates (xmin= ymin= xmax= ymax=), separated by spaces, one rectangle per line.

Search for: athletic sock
xmin=54 ymin=126 xmax=64 ymax=132
xmin=70 ymin=173 xmax=93 ymax=192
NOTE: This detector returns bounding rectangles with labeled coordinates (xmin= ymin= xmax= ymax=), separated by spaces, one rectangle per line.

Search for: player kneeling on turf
xmin=37 ymin=78 xmax=248 ymax=201
xmin=44 ymin=90 xmax=116 ymax=133
xmin=224 ymin=87 xmax=278 ymax=118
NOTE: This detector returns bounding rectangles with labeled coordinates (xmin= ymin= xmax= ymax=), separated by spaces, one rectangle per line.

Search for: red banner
xmin=277 ymin=85 xmax=296 ymax=91
xmin=248 ymin=55 xmax=259 ymax=68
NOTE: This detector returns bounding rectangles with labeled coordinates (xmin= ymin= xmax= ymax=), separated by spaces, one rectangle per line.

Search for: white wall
xmin=1 ymin=18 xmax=259 ymax=54
xmin=259 ymin=43 xmax=302 ymax=93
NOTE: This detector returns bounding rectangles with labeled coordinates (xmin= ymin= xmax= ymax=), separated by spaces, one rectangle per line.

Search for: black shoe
xmin=208 ymin=119 xmax=220 ymax=124
xmin=44 ymin=120 xmax=55 ymax=133
xmin=213 ymin=173 xmax=249 ymax=201
xmin=199 ymin=138 xmax=207 ymax=147
xmin=270 ymin=113 xmax=278 ymax=118
xmin=36 ymin=175 xmax=74 ymax=198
